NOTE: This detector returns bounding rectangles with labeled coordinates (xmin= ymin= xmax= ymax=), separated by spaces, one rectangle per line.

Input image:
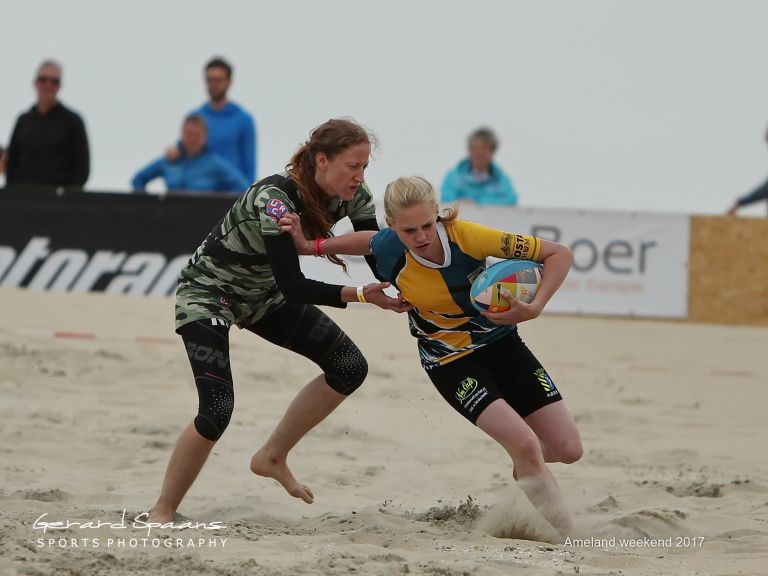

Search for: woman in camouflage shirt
xmin=148 ymin=119 xmax=409 ymax=522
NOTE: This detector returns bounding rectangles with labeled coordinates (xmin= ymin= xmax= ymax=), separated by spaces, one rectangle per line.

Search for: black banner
xmin=0 ymin=189 xmax=236 ymax=296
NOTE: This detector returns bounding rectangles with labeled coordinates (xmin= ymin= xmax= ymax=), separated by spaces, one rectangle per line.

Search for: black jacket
xmin=6 ymin=102 xmax=90 ymax=188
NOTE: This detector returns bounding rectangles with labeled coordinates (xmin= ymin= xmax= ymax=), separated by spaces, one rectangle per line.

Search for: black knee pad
xmin=178 ymin=320 xmax=234 ymax=441
xmin=320 ymin=336 xmax=368 ymax=395
xmin=194 ymin=373 xmax=234 ymax=441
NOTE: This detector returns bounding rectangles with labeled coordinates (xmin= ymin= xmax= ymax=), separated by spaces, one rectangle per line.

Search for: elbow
xmin=280 ymin=288 xmax=303 ymax=302
xmin=561 ymin=245 xmax=574 ymax=268
xmin=275 ymin=279 xmax=304 ymax=302
xmin=543 ymin=243 xmax=573 ymax=268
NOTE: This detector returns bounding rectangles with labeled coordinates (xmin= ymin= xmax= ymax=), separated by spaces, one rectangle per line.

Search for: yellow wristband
xmin=356 ymin=285 xmax=367 ymax=303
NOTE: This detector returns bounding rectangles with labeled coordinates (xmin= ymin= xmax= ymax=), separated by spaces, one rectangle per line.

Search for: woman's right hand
xmin=279 ymin=213 xmax=313 ymax=255
xmin=363 ymin=282 xmax=412 ymax=313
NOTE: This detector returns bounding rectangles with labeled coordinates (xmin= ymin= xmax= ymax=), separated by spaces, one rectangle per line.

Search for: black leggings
xmin=177 ymin=302 xmax=368 ymax=441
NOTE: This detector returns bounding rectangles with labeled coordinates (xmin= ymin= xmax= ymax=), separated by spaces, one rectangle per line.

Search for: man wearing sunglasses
xmin=5 ymin=60 xmax=90 ymax=190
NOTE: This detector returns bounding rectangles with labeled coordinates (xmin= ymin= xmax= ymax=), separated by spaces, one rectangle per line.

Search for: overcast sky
xmin=2 ymin=0 xmax=768 ymax=215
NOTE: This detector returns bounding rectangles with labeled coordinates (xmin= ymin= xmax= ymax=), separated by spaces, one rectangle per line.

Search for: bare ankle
xmin=148 ymin=505 xmax=175 ymax=523
xmin=252 ymin=445 xmax=285 ymax=465
xmin=251 ymin=450 xmax=277 ymax=474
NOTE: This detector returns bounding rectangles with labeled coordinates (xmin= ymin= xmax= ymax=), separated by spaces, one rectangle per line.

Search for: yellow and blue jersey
xmin=370 ymin=218 xmax=542 ymax=370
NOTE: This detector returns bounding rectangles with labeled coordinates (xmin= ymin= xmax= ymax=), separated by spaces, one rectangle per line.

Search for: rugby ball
xmin=470 ymin=260 xmax=542 ymax=313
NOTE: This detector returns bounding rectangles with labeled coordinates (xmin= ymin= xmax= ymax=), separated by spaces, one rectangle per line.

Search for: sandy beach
xmin=1 ymin=288 xmax=766 ymax=575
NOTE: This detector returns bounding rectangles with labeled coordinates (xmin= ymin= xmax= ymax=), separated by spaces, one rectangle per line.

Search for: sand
xmin=1 ymin=288 xmax=767 ymax=576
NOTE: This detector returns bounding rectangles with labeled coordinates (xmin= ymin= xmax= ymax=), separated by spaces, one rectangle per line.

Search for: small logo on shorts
xmin=534 ymin=368 xmax=558 ymax=396
xmin=218 ymin=296 xmax=231 ymax=310
xmin=455 ymin=377 xmax=478 ymax=402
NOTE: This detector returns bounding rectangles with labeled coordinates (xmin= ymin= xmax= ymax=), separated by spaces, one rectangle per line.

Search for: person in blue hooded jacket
xmin=164 ymin=57 xmax=256 ymax=182
xmin=132 ymin=115 xmax=249 ymax=194
xmin=441 ymin=127 xmax=519 ymax=206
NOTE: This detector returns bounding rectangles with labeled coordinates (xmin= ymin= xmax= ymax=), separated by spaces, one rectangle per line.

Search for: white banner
xmin=301 ymin=204 xmax=691 ymax=319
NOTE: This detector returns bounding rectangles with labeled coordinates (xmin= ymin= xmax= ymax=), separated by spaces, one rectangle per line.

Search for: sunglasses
xmin=36 ymin=75 xmax=61 ymax=85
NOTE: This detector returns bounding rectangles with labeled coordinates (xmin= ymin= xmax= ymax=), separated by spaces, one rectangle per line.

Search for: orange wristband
xmin=315 ymin=238 xmax=323 ymax=256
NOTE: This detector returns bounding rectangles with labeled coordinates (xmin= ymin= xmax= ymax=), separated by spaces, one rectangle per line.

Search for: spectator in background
xmin=728 ymin=128 xmax=768 ymax=215
xmin=132 ymin=115 xmax=249 ymax=194
xmin=167 ymin=57 xmax=257 ymax=182
xmin=441 ymin=127 xmax=518 ymax=206
xmin=728 ymin=181 xmax=768 ymax=215
xmin=5 ymin=60 xmax=90 ymax=190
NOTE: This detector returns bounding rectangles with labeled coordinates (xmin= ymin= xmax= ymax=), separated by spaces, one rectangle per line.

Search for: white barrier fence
xmin=301 ymin=204 xmax=690 ymax=319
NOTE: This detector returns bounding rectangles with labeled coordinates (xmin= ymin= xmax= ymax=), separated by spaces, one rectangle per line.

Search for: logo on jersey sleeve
xmin=501 ymin=233 xmax=538 ymax=259
xmin=265 ymin=199 xmax=288 ymax=221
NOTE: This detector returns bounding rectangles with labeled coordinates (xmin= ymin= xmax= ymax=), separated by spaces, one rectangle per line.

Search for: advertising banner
xmin=0 ymin=190 xmax=234 ymax=297
xmin=302 ymin=204 xmax=691 ymax=319
xmin=1 ymin=191 xmax=690 ymax=318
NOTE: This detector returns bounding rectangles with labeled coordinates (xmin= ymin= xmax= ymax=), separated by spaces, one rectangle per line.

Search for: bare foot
xmin=146 ymin=508 xmax=175 ymax=524
xmin=546 ymin=508 xmax=573 ymax=540
xmin=250 ymin=449 xmax=314 ymax=503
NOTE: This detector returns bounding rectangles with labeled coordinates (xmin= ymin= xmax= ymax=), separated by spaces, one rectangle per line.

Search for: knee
xmin=513 ymin=433 xmax=546 ymax=465
xmin=322 ymin=337 xmax=368 ymax=395
xmin=194 ymin=375 xmax=234 ymax=441
xmin=553 ymin=437 xmax=583 ymax=464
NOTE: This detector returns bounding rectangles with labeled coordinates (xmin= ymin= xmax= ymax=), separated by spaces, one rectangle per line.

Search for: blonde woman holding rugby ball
xmin=280 ymin=176 xmax=582 ymax=537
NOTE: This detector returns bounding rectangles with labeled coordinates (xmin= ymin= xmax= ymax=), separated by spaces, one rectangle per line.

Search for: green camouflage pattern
xmin=175 ymin=173 xmax=376 ymax=330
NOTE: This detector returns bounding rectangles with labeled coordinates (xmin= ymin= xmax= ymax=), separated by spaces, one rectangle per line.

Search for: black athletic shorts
xmin=176 ymin=301 xmax=356 ymax=392
xmin=426 ymin=330 xmax=563 ymax=424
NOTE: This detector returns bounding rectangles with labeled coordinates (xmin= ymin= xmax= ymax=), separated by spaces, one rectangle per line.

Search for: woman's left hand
xmin=363 ymin=282 xmax=413 ymax=313
xmin=480 ymin=288 xmax=543 ymax=325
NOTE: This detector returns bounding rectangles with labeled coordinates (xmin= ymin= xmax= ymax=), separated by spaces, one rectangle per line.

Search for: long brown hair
xmin=286 ymin=118 xmax=375 ymax=270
